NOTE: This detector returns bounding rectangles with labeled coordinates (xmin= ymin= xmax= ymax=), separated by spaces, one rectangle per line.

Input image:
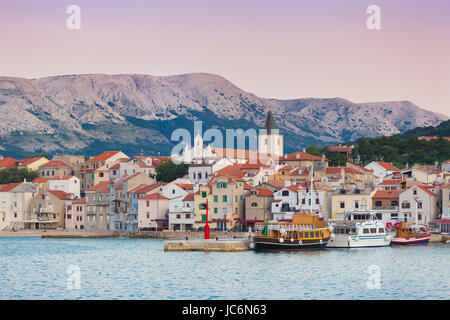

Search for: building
xmin=77 ymin=151 xmax=129 ymax=191
xmin=271 ymin=185 xmax=300 ymax=221
xmin=398 ymin=185 xmax=438 ymax=225
xmin=65 ymin=197 xmax=86 ymax=230
xmin=258 ymin=111 xmax=284 ymax=156
xmin=39 ymin=160 xmax=71 ymax=178
xmin=138 ymin=193 xmax=169 ymax=231
xmin=16 ymin=156 xmax=49 ymax=171
xmin=331 ymin=188 xmax=375 ymax=219
xmin=364 ymin=162 xmax=400 ymax=181
xmin=27 ymin=190 xmax=73 ymax=230
xmin=85 ymin=181 xmax=111 ymax=230
xmin=0 ymin=182 xmax=37 ymax=231
xmin=168 ymin=193 xmax=195 ymax=231
xmin=371 ymin=189 xmax=402 ymax=223
xmin=297 ymin=181 xmax=334 ymax=220
xmin=442 ymin=184 xmax=450 ymax=219
xmin=280 ymin=152 xmax=327 ymax=169
xmin=244 ymin=187 xmax=274 ymax=227
xmin=442 ymin=160 xmax=450 ymax=172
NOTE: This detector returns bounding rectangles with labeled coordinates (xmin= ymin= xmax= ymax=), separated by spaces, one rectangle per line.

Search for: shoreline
xmin=0 ymin=230 xmax=251 ymax=240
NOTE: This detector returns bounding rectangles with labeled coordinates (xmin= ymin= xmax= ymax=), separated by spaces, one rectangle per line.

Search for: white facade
xmin=48 ymin=176 xmax=81 ymax=198
xmin=364 ymin=162 xmax=398 ymax=181
xmin=137 ymin=196 xmax=169 ymax=230
xmin=399 ymin=185 xmax=438 ymax=225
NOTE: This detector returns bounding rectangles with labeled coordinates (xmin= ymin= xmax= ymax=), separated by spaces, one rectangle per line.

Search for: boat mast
xmin=310 ymin=165 xmax=314 ymax=214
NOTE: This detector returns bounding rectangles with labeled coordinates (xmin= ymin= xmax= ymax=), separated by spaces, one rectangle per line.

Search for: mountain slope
xmin=0 ymin=73 xmax=447 ymax=157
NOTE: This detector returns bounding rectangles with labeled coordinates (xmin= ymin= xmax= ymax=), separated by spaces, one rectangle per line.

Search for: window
xmin=223 ymin=208 xmax=228 ymax=214
xmin=214 ymin=208 xmax=218 ymax=214
xmin=363 ymin=229 xmax=370 ymax=234
xmin=199 ymin=203 xmax=207 ymax=210
xmin=235 ymin=208 xmax=238 ymax=214
xmin=315 ymin=231 xmax=319 ymax=237
xmin=282 ymin=190 xmax=289 ymax=196
xmin=316 ymin=198 xmax=319 ymax=204
xmin=354 ymin=201 xmax=359 ymax=209
xmin=309 ymin=232 xmax=314 ymax=238
xmin=402 ymin=202 xmax=410 ymax=209
xmin=214 ymin=195 xmax=218 ymax=202
xmin=418 ymin=202 xmax=422 ymax=209
xmin=235 ymin=195 xmax=238 ymax=202
xmin=223 ymin=195 xmax=227 ymax=202
xmin=413 ymin=189 xmax=417 ymax=195
xmin=202 ymin=192 xmax=207 ymax=198
xmin=378 ymin=228 xmax=384 ymax=233
xmin=301 ymin=199 xmax=305 ymax=204
xmin=375 ymin=201 xmax=382 ymax=207
xmin=340 ymin=202 xmax=345 ymax=209
xmin=251 ymin=202 xmax=258 ymax=207
xmin=370 ymin=228 xmax=377 ymax=233
xmin=418 ymin=214 xmax=422 ymax=220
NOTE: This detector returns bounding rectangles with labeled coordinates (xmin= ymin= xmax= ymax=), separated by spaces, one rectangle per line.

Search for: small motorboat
xmin=391 ymin=222 xmax=431 ymax=245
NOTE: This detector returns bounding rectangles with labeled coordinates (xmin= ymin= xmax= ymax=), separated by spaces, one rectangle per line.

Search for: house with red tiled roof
xmin=77 ymin=151 xmax=128 ymax=191
xmin=16 ymin=156 xmax=49 ymax=171
xmin=27 ymin=190 xmax=74 ymax=230
xmin=364 ymin=161 xmax=400 ymax=181
xmin=65 ymin=197 xmax=86 ymax=230
xmin=399 ymin=185 xmax=439 ymax=225
xmin=243 ymin=187 xmax=274 ymax=227
xmin=297 ymin=181 xmax=334 ymax=219
xmin=0 ymin=157 xmax=19 ymax=170
xmin=371 ymin=190 xmax=402 ymax=223
xmin=138 ymin=193 xmax=169 ymax=231
xmin=38 ymin=160 xmax=71 ymax=178
xmin=377 ymin=179 xmax=402 ymax=191
xmin=108 ymin=156 xmax=156 ymax=181
xmin=280 ymin=151 xmax=328 ymax=168
xmin=0 ymin=182 xmax=36 ymax=231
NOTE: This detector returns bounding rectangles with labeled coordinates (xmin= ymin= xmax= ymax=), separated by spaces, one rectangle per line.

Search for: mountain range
xmin=0 ymin=73 xmax=447 ymax=158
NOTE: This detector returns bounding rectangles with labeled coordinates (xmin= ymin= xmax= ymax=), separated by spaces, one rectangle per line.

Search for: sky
xmin=1 ymin=0 xmax=449 ymax=116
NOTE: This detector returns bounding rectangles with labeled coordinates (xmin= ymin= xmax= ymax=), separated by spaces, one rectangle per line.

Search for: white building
xmin=0 ymin=182 xmax=37 ymax=231
xmin=47 ymin=176 xmax=81 ymax=199
xmin=399 ymin=185 xmax=438 ymax=225
xmin=364 ymin=162 xmax=400 ymax=181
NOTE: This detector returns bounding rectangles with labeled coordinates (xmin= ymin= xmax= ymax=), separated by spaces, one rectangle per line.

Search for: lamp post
xmin=205 ymin=199 xmax=210 ymax=239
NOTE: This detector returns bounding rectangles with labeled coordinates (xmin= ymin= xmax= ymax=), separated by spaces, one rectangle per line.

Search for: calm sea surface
xmin=0 ymin=237 xmax=448 ymax=300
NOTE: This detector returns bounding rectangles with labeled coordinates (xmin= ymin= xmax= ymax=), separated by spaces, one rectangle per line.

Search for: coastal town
xmin=0 ymin=112 xmax=449 ymax=240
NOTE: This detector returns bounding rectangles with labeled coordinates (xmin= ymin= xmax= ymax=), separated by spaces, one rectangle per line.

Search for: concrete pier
xmin=164 ymin=238 xmax=253 ymax=252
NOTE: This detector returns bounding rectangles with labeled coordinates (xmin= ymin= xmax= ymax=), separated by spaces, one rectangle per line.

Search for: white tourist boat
xmin=327 ymin=210 xmax=392 ymax=248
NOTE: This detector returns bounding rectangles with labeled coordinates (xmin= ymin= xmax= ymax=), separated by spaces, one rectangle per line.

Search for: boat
xmin=327 ymin=210 xmax=392 ymax=248
xmin=252 ymin=213 xmax=333 ymax=250
xmin=391 ymin=222 xmax=431 ymax=245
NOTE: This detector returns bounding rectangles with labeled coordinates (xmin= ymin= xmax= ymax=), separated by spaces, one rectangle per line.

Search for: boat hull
xmin=327 ymin=235 xmax=391 ymax=248
xmin=391 ymin=235 xmax=431 ymax=245
xmin=253 ymin=237 xmax=328 ymax=251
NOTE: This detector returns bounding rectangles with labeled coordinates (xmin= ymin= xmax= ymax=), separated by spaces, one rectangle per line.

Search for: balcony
xmin=372 ymin=206 xmax=398 ymax=211
xmin=39 ymin=207 xmax=54 ymax=213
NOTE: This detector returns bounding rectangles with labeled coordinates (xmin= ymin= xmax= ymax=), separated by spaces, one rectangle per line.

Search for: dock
xmin=164 ymin=238 xmax=253 ymax=252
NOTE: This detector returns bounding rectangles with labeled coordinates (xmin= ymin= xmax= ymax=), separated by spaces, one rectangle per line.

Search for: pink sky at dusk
xmin=1 ymin=0 xmax=449 ymax=116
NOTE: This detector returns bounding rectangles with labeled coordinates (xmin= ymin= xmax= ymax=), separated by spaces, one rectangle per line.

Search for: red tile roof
xmin=72 ymin=197 xmax=86 ymax=204
xmin=372 ymin=190 xmax=402 ymax=199
xmin=416 ymin=185 xmax=436 ymax=196
xmin=377 ymin=162 xmax=400 ymax=171
xmin=86 ymin=181 xmax=110 ymax=192
xmin=139 ymin=193 xmax=168 ymax=200
xmin=130 ymin=183 xmax=165 ymax=194
xmin=326 ymin=167 xmax=361 ymax=175
xmin=283 ymin=152 xmax=323 ymax=161
xmin=40 ymin=160 xmax=70 ymax=168
xmin=88 ymin=151 xmax=121 ymax=162
xmin=0 ymin=157 xmax=18 ymax=168
xmin=18 ymin=156 xmax=45 ymax=167
xmin=183 ymin=193 xmax=195 ymax=201
xmin=379 ymin=179 xmax=401 ymax=186
xmin=48 ymin=190 xmax=73 ymax=200
xmin=329 ymin=146 xmax=353 ymax=153
xmin=254 ymin=187 xmax=274 ymax=197
xmin=0 ymin=183 xmax=21 ymax=192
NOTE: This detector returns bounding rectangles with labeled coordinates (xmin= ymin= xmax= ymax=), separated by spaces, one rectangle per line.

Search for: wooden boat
xmin=252 ymin=213 xmax=333 ymax=250
xmin=391 ymin=222 xmax=431 ymax=245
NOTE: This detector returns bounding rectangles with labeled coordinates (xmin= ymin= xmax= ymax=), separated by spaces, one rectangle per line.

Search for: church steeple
xmin=264 ymin=110 xmax=276 ymax=134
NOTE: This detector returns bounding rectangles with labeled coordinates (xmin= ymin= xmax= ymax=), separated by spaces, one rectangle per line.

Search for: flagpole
xmin=310 ymin=165 xmax=314 ymax=214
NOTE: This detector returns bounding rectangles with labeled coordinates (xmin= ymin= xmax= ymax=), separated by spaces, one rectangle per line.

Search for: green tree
xmin=306 ymin=145 xmax=322 ymax=157
xmin=0 ymin=167 xmax=39 ymax=184
xmin=155 ymin=160 xmax=189 ymax=183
